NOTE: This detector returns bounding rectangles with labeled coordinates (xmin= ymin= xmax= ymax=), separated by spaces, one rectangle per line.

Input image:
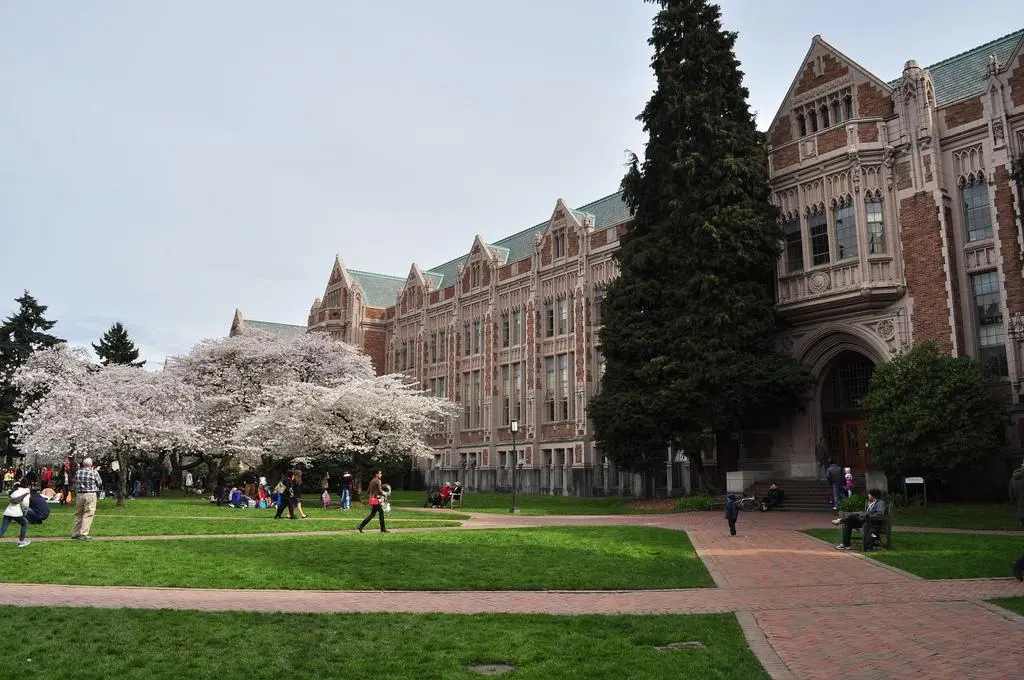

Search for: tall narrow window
xmin=866 ymin=198 xmax=886 ymax=254
xmin=556 ymin=297 xmax=572 ymax=335
xmin=844 ymin=95 xmax=854 ymax=120
xmin=592 ymin=290 xmax=604 ymax=327
xmin=971 ymin=271 xmax=1008 ymax=377
xmin=463 ymin=325 xmax=471 ymax=357
xmin=462 ymin=372 xmax=471 ymax=427
xmin=809 ymin=110 xmax=818 ymax=133
xmin=511 ymin=309 xmax=522 ymax=345
xmin=557 ymin=353 xmax=571 ymax=420
xmin=501 ymin=312 xmax=510 ymax=347
xmin=553 ymin=231 xmax=567 ymax=258
xmin=963 ymin=182 xmax=993 ymax=242
xmin=832 ymin=100 xmax=842 ymax=124
xmin=544 ymin=357 xmax=556 ymax=422
xmin=595 ymin=348 xmax=606 ymax=384
xmin=474 ymin=320 xmax=484 ymax=354
xmin=430 ymin=333 xmax=437 ymax=363
xmin=471 ymin=370 xmax=482 ymax=427
xmin=438 ymin=330 xmax=446 ymax=362
xmin=784 ymin=217 xmax=803 ymax=273
xmin=501 ymin=365 xmax=510 ymax=425
xmin=834 ymin=203 xmax=858 ymax=260
xmin=511 ymin=362 xmax=522 ymax=422
xmin=809 ymin=212 xmax=830 ymax=266
xmin=797 ymin=114 xmax=806 ymax=137
xmin=545 ymin=302 xmax=555 ymax=337
xmin=820 ymin=105 xmax=830 ymax=128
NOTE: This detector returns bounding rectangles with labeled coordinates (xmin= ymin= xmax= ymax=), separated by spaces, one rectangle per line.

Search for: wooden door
xmin=840 ymin=420 xmax=871 ymax=471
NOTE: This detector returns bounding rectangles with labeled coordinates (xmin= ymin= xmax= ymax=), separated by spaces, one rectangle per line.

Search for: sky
xmin=1 ymin=1 xmax=1019 ymax=366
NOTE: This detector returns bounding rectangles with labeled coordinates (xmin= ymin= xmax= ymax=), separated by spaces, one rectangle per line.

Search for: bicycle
xmin=737 ymin=495 xmax=762 ymax=512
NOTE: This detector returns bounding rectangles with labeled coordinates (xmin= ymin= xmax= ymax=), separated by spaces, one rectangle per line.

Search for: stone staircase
xmin=741 ymin=477 xmax=866 ymax=512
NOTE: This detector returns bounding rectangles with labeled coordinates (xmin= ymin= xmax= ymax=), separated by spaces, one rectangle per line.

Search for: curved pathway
xmin=1 ymin=510 xmax=1022 ymax=680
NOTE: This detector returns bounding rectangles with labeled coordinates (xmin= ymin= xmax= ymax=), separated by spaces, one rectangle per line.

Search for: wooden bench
xmin=852 ymin=508 xmax=892 ymax=550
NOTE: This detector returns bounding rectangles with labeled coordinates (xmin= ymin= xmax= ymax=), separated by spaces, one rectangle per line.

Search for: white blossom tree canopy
xmin=168 ymin=331 xmax=386 ymax=464
xmin=13 ymin=345 xmax=200 ymax=466
xmin=240 ymin=374 xmax=458 ymax=465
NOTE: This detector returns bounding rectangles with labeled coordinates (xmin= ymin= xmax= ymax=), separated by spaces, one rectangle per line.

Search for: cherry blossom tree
xmin=168 ymin=331 xmax=379 ymax=479
xmin=239 ymin=373 xmax=458 ymax=470
xmin=13 ymin=346 xmax=200 ymax=506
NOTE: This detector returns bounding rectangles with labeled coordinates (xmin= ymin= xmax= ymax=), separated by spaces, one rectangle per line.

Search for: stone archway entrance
xmin=820 ymin=350 xmax=876 ymax=470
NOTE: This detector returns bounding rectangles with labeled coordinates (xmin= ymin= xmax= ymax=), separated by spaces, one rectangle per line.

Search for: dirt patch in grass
xmin=625 ymin=499 xmax=677 ymax=511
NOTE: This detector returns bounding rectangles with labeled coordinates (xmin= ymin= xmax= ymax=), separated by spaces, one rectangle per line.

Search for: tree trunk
xmin=116 ymin=451 xmax=129 ymax=508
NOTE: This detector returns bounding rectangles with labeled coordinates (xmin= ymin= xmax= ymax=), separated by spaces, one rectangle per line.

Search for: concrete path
xmin=1 ymin=510 xmax=1022 ymax=680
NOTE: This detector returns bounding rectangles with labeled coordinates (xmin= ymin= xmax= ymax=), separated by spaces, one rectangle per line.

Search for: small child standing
xmin=321 ymin=488 xmax=331 ymax=510
xmin=725 ymin=493 xmax=738 ymax=536
xmin=844 ymin=467 xmax=854 ymax=498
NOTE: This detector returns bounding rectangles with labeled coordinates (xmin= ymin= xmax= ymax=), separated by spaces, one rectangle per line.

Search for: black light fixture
xmin=510 ymin=419 xmax=520 ymax=513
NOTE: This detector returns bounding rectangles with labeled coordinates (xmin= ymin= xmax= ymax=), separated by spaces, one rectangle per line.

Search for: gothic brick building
xmin=235 ymin=29 xmax=1024 ymax=496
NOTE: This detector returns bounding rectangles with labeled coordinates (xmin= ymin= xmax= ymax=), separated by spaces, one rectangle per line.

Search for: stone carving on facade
xmin=874 ymin=318 xmax=897 ymax=343
xmin=533 ymin=233 xmax=544 ymax=248
xmin=992 ymin=119 xmax=1005 ymax=148
xmin=807 ymin=271 xmax=831 ymax=294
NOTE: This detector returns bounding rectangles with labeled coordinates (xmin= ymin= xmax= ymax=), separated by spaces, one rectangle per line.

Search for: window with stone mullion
xmin=809 ymin=213 xmax=829 ymax=266
xmin=963 ymin=183 xmax=993 ymax=242
xmin=866 ymin=199 xmax=886 ymax=254
xmin=783 ymin=217 xmax=803 ymax=273
xmin=971 ymin=271 xmax=1008 ymax=377
xmin=834 ymin=203 xmax=858 ymax=261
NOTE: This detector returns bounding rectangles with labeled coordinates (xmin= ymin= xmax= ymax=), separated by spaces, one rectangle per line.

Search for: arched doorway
xmin=820 ymin=350 xmax=876 ymax=470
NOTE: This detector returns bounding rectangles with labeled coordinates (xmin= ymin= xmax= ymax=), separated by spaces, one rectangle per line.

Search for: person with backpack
xmin=1 ymin=478 xmax=33 ymax=547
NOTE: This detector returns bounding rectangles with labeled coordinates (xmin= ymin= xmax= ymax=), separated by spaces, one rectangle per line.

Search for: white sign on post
xmin=904 ymin=476 xmax=924 ymax=484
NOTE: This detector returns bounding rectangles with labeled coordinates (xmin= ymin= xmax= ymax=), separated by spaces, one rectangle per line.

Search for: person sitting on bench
xmin=833 ymin=489 xmax=886 ymax=551
xmin=760 ymin=483 xmax=784 ymax=511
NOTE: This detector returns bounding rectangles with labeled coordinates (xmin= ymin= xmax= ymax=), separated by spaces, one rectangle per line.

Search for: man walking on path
xmin=357 ymin=470 xmax=388 ymax=533
xmin=826 ymin=460 xmax=844 ymax=511
xmin=1010 ymin=461 xmax=1024 ymax=580
xmin=71 ymin=458 xmax=101 ymax=540
xmin=814 ymin=436 xmax=828 ymax=481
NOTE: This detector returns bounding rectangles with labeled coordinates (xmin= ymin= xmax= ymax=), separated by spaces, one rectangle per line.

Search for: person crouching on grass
xmin=1 ymin=478 xmax=32 ymax=547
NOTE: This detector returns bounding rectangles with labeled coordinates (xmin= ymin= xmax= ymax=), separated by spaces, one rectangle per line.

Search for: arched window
xmin=844 ymin=95 xmax=854 ymax=120
xmin=809 ymin=110 xmax=818 ymax=133
xmin=797 ymin=114 xmax=807 ymax=137
xmin=832 ymin=100 xmax=842 ymax=124
xmin=820 ymin=105 xmax=830 ymax=128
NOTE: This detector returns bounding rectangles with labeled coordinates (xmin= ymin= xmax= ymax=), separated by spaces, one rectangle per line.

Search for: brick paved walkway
xmin=1 ymin=510 xmax=1022 ymax=680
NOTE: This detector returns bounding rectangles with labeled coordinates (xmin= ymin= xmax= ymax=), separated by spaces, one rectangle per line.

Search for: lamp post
xmin=509 ymin=419 xmax=520 ymax=513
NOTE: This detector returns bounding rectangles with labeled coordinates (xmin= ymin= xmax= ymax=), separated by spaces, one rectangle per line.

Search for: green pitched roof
xmin=424 ymin=191 xmax=630 ymax=290
xmin=887 ymin=29 xmax=1024 ymax=106
xmin=348 ymin=269 xmax=407 ymax=308
xmin=245 ymin=320 xmax=308 ymax=337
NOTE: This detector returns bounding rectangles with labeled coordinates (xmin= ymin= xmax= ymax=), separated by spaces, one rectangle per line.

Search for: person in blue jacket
xmin=725 ymin=493 xmax=739 ymax=536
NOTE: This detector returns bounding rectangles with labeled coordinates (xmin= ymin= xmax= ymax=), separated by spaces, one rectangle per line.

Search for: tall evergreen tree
xmin=93 ymin=321 xmax=146 ymax=368
xmin=0 ymin=291 xmax=63 ymax=454
xmin=588 ymin=0 xmax=811 ymax=490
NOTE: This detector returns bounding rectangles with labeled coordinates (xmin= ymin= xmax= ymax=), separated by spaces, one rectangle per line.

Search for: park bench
xmin=852 ymin=505 xmax=892 ymax=550
xmin=449 ymin=485 xmax=464 ymax=509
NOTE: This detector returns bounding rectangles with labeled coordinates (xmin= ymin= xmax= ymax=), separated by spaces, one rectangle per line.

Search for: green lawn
xmin=991 ymin=597 xmax=1024 ymax=616
xmin=16 ymin=496 xmax=466 ymax=536
xmin=805 ymin=529 xmax=1022 ymax=579
xmin=0 ymin=526 xmax=714 ymax=591
xmin=390 ymin=489 xmax=655 ymax=515
xmin=891 ymin=503 xmax=1023 ymax=531
xmin=0 ymin=608 xmax=768 ymax=680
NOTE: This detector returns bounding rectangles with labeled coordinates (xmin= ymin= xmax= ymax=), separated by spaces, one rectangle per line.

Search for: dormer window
xmin=792 ymin=87 xmax=854 ymax=139
xmin=470 ymin=263 xmax=481 ymax=287
xmin=553 ymin=231 xmax=567 ymax=259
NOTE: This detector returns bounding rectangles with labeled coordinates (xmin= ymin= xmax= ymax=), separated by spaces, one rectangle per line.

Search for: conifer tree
xmin=588 ymin=0 xmax=811 ymax=490
xmin=0 ymin=291 xmax=63 ymax=454
xmin=93 ymin=321 xmax=146 ymax=368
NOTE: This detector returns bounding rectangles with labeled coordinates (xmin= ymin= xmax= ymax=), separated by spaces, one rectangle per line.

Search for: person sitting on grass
xmin=833 ymin=489 xmax=886 ymax=552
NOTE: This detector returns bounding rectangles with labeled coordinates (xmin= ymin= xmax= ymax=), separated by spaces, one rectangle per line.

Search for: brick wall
xmin=856 ymin=82 xmax=894 ymax=118
xmin=540 ymin=234 xmax=552 ymax=266
xmin=517 ymin=258 xmax=532 ymax=274
xmin=995 ymin=165 xmax=1024 ymax=316
xmin=771 ymin=115 xmax=792 ymax=146
xmin=794 ymin=54 xmax=849 ymax=95
xmin=817 ymin=127 xmax=847 ymax=154
xmin=772 ymin=144 xmax=800 ymax=171
xmin=568 ymin=230 xmax=580 ymax=257
xmin=1009 ymin=54 xmax=1024 ymax=108
xmin=896 ymin=161 xmax=913 ymax=191
xmin=857 ymin=122 xmax=879 ymax=143
xmin=498 ymin=263 xmax=513 ymax=281
xmin=942 ymin=97 xmax=984 ymax=128
xmin=900 ymin=192 xmax=953 ymax=354
xmin=590 ymin=229 xmax=609 ymax=249
xmin=363 ymin=328 xmax=388 ymax=375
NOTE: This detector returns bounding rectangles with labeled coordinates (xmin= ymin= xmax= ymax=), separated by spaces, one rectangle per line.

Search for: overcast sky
xmin=1 ymin=1 xmax=1018 ymax=366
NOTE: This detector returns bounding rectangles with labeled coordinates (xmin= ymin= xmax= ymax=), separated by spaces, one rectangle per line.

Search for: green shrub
xmin=839 ymin=493 xmax=867 ymax=512
xmin=676 ymin=494 xmax=717 ymax=512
